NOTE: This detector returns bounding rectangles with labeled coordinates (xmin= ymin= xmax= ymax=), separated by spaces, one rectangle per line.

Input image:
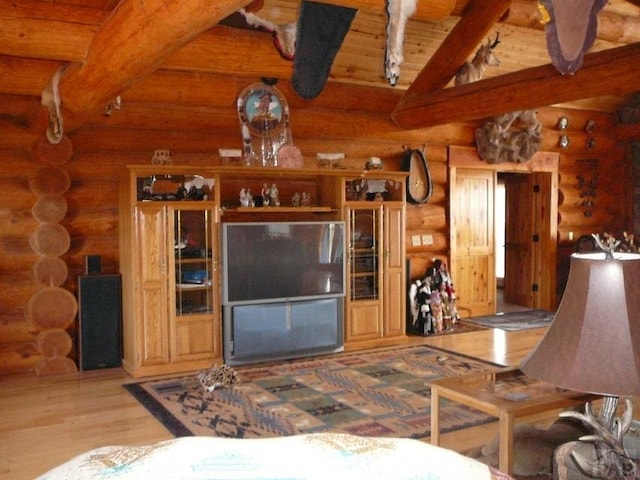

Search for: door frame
xmin=448 ymin=146 xmax=559 ymax=314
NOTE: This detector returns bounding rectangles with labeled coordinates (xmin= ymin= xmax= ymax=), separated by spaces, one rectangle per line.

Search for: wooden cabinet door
xmin=171 ymin=205 xmax=220 ymax=362
xmin=136 ymin=205 xmax=170 ymax=365
xmin=450 ymin=168 xmax=496 ymax=317
xmin=384 ymin=205 xmax=405 ymax=338
xmin=345 ymin=206 xmax=383 ymax=342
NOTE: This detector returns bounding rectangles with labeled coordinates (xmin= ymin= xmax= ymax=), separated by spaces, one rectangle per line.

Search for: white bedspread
xmin=38 ymin=433 xmax=513 ymax=480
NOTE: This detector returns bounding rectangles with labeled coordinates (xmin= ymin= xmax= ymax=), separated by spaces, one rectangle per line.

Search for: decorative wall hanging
xmin=584 ymin=120 xmax=596 ymax=150
xmin=41 ymin=65 xmax=68 ymax=144
xmin=538 ymin=0 xmax=607 ymax=74
xmin=384 ymin=0 xmax=418 ymax=86
xmin=237 ymin=80 xmax=301 ymax=167
xmin=576 ymin=158 xmax=598 ymax=217
xmin=291 ymin=1 xmax=356 ymax=99
xmin=475 ymin=110 xmax=542 ymax=164
xmin=238 ymin=9 xmax=297 ymax=60
xmin=401 ymin=145 xmax=432 ymax=204
xmin=559 ymin=135 xmax=570 ymax=149
xmin=557 ymin=116 xmax=569 ymax=130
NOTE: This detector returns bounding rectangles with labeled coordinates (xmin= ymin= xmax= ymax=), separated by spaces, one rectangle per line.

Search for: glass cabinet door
xmin=349 ymin=208 xmax=379 ymax=301
xmin=174 ymin=208 xmax=214 ymax=316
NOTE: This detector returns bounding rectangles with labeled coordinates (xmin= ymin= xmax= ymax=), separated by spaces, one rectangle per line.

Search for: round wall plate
xmin=237 ymin=83 xmax=286 ymax=138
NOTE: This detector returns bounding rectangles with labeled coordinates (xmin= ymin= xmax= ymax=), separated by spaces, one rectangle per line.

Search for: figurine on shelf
xmin=261 ymin=184 xmax=271 ymax=206
xmin=300 ymin=192 xmax=310 ymax=207
xmin=268 ymin=183 xmax=280 ymax=206
xmin=292 ymin=192 xmax=301 ymax=207
xmin=239 ymin=188 xmax=253 ymax=207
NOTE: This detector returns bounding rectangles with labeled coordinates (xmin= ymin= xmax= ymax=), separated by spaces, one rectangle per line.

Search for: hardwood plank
xmin=0 ymin=328 xmax=548 ymax=479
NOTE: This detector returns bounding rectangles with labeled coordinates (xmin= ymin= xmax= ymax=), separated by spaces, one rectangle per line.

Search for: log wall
xmin=0 ymin=86 xmax=634 ymax=374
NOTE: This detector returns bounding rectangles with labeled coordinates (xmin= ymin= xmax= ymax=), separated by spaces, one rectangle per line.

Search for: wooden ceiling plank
xmin=309 ymin=0 xmax=459 ymax=20
xmin=56 ymin=0 xmax=252 ymax=132
xmin=391 ymin=42 xmax=640 ymax=129
xmin=0 ymin=0 xmax=107 ymax=24
xmin=403 ymin=0 xmax=512 ymax=96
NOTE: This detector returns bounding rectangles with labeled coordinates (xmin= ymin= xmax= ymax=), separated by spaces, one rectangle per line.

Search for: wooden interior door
xmin=449 ymin=147 xmax=559 ymax=315
xmin=450 ymin=168 xmax=496 ymax=317
xmin=504 ymin=173 xmax=535 ymax=307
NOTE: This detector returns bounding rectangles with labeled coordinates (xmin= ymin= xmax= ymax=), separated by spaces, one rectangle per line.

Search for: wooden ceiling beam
xmin=53 ymin=0 xmax=252 ymax=133
xmin=405 ymin=0 xmax=511 ymax=95
xmin=391 ymin=42 xmax=640 ymax=129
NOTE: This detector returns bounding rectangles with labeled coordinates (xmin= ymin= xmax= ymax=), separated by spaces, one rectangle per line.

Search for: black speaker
xmin=85 ymin=255 xmax=102 ymax=274
xmin=77 ymin=274 xmax=122 ymax=370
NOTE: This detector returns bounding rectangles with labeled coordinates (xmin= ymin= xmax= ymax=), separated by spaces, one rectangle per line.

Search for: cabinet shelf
xmin=176 ymin=258 xmax=210 ymax=265
xmin=231 ymin=206 xmax=336 ymax=213
xmin=176 ymin=283 xmax=212 ymax=291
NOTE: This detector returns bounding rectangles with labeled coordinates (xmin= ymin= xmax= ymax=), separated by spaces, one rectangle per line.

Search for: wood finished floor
xmin=0 ymin=327 xmax=550 ymax=479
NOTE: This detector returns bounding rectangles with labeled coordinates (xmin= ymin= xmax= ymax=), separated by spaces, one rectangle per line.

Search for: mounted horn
xmin=489 ymin=32 xmax=501 ymax=49
xmin=41 ymin=65 xmax=68 ymax=145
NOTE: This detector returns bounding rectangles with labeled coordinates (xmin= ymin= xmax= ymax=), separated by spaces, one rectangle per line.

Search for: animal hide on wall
xmin=475 ymin=110 xmax=542 ymax=164
xmin=292 ymin=1 xmax=357 ymax=99
xmin=539 ymin=0 xmax=607 ymax=74
xmin=385 ymin=0 xmax=418 ymax=86
xmin=238 ymin=9 xmax=297 ymax=60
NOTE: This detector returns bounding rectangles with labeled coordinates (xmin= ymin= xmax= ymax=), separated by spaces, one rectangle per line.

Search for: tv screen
xmin=222 ymin=221 xmax=346 ymax=304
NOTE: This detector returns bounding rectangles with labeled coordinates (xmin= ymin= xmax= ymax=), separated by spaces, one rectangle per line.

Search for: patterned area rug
xmin=125 ymin=345 xmax=502 ymax=440
xmin=461 ymin=310 xmax=554 ymax=332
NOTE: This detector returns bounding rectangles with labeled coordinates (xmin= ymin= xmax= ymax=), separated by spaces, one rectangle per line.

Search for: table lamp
xmin=520 ymin=235 xmax=640 ymax=478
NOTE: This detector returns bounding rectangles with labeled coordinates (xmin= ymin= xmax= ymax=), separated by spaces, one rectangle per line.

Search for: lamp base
xmin=558 ymin=396 xmax=637 ymax=479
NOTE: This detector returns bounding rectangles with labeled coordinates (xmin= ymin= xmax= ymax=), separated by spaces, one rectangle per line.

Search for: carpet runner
xmin=461 ymin=310 xmax=554 ymax=332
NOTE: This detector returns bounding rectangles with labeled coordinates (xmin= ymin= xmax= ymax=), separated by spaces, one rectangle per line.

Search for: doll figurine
xmin=430 ymin=288 xmax=443 ymax=333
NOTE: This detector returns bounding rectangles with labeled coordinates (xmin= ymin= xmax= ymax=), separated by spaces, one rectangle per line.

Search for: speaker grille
xmin=77 ymin=274 xmax=122 ymax=370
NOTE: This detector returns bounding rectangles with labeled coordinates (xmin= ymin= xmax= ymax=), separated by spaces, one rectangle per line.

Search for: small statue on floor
xmin=439 ymin=283 xmax=453 ymax=331
xmin=430 ymin=288 xmax=443 ymax=333
xmin=197 ymin=364 xmax=239 ymax=393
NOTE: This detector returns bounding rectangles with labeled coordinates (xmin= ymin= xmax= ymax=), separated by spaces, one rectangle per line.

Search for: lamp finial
xmin=591 ymin=233 xmax=619 ymax=259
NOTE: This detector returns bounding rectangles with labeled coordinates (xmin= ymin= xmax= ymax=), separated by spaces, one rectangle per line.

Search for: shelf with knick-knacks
xmin=216 ymin=167 xmax=341 ymax=214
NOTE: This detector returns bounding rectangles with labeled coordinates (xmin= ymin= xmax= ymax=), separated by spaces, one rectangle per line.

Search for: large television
xmin=221 ymin=221 xmax=346 ymax=305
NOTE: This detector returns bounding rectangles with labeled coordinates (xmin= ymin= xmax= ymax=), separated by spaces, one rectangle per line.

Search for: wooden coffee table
xmin=430 ymin=367 xmax=597 ymax=475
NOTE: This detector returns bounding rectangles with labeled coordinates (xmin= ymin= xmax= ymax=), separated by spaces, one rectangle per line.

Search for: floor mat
xmin=125 ymin=345 xmax=501 ymax=440
xmin=461 ymin=310 xmax=554 ymax=331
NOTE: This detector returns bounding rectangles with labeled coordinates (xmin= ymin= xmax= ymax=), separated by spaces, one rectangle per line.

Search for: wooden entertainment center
xmin=119 ymin=165 xmax=408 ymax=377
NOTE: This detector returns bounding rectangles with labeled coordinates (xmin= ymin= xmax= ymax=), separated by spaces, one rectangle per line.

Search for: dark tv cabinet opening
xmin=223 ymin=297 xmax=344 ymax=365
